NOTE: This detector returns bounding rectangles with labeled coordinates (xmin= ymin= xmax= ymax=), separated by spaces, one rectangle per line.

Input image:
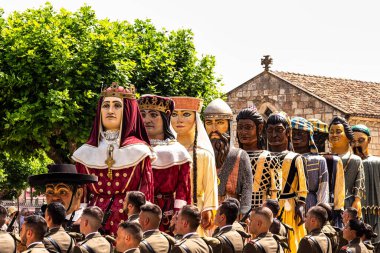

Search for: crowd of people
xmin=0 ymin=82 xmax=379 ymax=253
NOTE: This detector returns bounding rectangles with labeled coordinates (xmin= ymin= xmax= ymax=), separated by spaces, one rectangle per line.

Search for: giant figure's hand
xmin=295 ymin=201 xmax=306 ymax=226
xmin=201 ymin=210 xmax=212 ymax=229
xmin=352 ymin=197 xmax=362 ymax=218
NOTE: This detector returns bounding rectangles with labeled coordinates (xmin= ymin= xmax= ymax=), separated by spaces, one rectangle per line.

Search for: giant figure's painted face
xmin=351 ymin=131 xmax=370 ymax=159
xmin=329 ymin=124 xmax=350 ymax=152
xmin=292 ymin=129 xmax=309 ymax=152
xmin=140 ymin=109 xmax=164 ymax=140
xmin=267 ymin=123 xmax=289 ymax=151
xmin=204 ymin=119 xmax=229 ymax=140
xmin=101 ymin=97 xmax=123 ymax=131
xmin=237 ymin=119 xmax=258 ymax=147
xmin=45 ymin=183 xmax=83 ymax=215
xmin=171 ymin=110 xmax=196 ymax=135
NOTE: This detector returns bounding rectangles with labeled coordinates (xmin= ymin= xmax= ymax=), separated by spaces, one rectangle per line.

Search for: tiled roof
xmin=271 ymin=71 xmax=380 ymax=118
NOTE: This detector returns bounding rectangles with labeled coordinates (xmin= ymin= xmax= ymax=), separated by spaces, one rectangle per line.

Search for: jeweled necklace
xmin=101 ymin=130 xmax=120 ymax=179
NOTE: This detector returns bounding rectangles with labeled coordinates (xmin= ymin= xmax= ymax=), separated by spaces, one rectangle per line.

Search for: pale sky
xmin=1 ymin=0 xmax=380 ymax=92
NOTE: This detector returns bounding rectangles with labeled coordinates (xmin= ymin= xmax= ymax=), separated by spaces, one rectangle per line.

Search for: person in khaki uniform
xmin=213 ymin=200 xmax=244 ymax=253
xmin=243 ymin=207 xmax=284 ymax=253
xmin=43 ymin=202 xmax=74 ymax=253
xmin=298 ymin=206 xmax=332 ymax=253
xmin=0 ymin=205 xmax=17 ymax=253
xmin=339 ymin=219 xmax=370 ymax=253
xmin=115 ymin=221 xmax=142 ymax=253
xmin=171 ymin=205 xmax=212 ymax=253
xmin=317 ymin=203 xmax=340 ymax=253
xmin=138 ymin=203 xmax=175 ymax=253
xmin=73 ymin=207 xmax=112 ymax=253
xmin=20 ymin=215 xmax=49 ymax=253
xmin=124 ymin=191 xmax=147 ymax=224
xmin=337 ymin=208 xmax=359 ymax=252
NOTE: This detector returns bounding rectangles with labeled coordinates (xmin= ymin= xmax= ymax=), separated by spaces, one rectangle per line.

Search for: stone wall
xmin=226 ymin=71 xmax=380 ymax=156
xmin=349 ymin=117 xmax=380 ymax=156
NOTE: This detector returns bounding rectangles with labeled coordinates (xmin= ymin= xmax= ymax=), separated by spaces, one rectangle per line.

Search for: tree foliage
xmin=0 ymin=3 xmax=223 ymax=171
xmin=0 ymin=151 xmax=51 ymax=199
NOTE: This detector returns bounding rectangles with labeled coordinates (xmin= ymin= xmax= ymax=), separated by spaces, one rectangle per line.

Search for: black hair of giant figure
xmin=192 ymin=123 xmax=198 ymax=205
xmin=159 ymin=111 xmax=176 ymax=140
xmin=236 ymin=108 xmax=265 ymax=150
xmin=266 ymin=113 xmax=293 ymax=151
xmin=328 ymin=116 xmax=354 ymax=141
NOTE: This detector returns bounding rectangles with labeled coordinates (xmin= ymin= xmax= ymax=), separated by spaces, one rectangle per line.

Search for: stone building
xmin=226 ymin=59 xmax=380 ymax=155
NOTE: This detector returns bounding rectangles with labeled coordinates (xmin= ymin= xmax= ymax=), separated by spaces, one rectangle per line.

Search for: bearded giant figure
xmin=203 ymin=99 xmax=252 ymax=217
xmin=72 ymin=83 xmax=155 ymax=236
xmin=351 ymin=124 xmax=380 ymax=245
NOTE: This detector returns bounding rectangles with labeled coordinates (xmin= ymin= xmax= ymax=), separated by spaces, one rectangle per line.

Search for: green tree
xmin=0 ymin=151 xmax=51 ymax=199
xmin=0 ymin=3 xmax=222 ymax=169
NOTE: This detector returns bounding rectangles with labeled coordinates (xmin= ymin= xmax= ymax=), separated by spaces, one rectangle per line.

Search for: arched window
xmin=258 ymin=102 xmax=278 ymax=120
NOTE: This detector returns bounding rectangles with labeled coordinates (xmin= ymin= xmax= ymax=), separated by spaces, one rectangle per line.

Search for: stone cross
xmin=261 ymin=55 xmax=273 ymax=71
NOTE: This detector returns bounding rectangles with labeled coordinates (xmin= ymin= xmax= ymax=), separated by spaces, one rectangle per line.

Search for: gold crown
xmin=170 ymin=96 xmax=203 ymax=113
xmin=138 ymin=95 xmax=173 ymax=113
xmin=100 ymin=82 xmax=136 ymax=99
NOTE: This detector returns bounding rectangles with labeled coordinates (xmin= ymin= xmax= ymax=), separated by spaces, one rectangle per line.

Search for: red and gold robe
xmin=151 ymin=140 xmax=192 ymax=232
xmin=72 ymin=139 xmax=155 ymax=236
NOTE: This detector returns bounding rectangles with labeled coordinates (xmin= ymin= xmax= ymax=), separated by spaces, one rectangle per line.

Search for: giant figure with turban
xmin=291 ymin=117 xmax=329 ymax=211
xmin=351 ymin=124 xmax=380 ymax=245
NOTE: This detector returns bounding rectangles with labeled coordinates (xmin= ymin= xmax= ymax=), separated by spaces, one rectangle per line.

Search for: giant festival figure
xmin=328 ymin=116 xmax=365 ymax=217
xmin=308 ymin=118 xmax=345 ymax=227
xmin=170 ymin=96 xmax=218 ymax=236
xmin=236 ymin=107 xmax=282 ymax=208
xmin=28 ymin=164 xmax=98 ymax=232
xmin=351 ymin=124 xmax=380 ymax=244
xmin=203 ymin=98 xmax=252 ymax=216
xmin=138 ymin=94 xmax=191 ymax=232
xmin=291 ymin=117 xmax=329 ymax=211
xmin=266 ymin=111 xmax=308 ymax=253
xmin=72 ymin=83 xmax=155 ymax=236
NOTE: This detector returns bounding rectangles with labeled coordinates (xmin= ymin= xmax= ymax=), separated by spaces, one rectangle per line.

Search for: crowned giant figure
xmin=138 ymin=95 xmax=191 ymax=232
xmin=203 ymin=99 xmax=252 ymax=217
xmin=328 ymin=117 xmax=365 ymax=217
xmin=72 ymin=83 xmax=155 ymax=236
xmin=351 ymin=124 xmax=380 ymax=244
